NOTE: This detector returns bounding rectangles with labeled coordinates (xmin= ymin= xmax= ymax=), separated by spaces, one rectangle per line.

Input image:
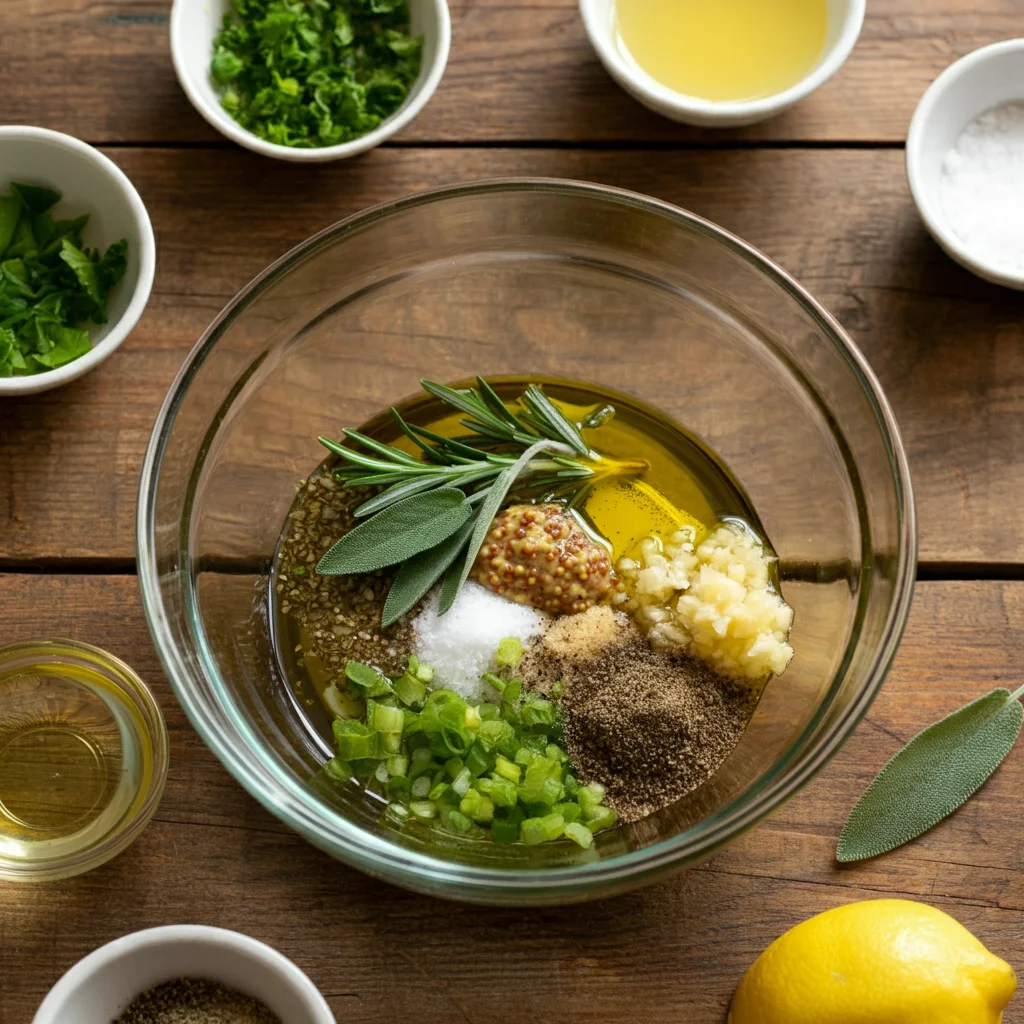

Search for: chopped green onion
xmin=323 ymin=757 xmax=353 ymax=781
xmin=410 ymin=800 xmax=437 ymax=820
xmin=564 ymin=821 xmax=593 ymax=849
xmin=490 ymin=777 xmax=518 ymax=808
xmin=332 ymin=719 xmax=379 ymax=761
xmin=465 ymin=741 xmax=495 ymax=777
xmin=380 ymin=732 xmax=403 ymax=754
xmin=584 ymin=805 xmax=618 ymax=832
xmin=346 ymin=661 xmax=393 ymax=698
xmin=452 ymin=767 xmax=473 ymax=797
xmin=393 ymin=672 xmax=427 ymax=706
xmin=494 ymin=754 xmax=521 ymax=782
xmin=445 ymin=810 xmax=473 ymax=833
xmin=483 ymin=672 xmax=506 ymax=693
xmin=495 ymin=636 xmax=524 ymax=668
xmin=372 ymin=704 xmax=406 ymax=733
xmin=459 ymin=788 xmax=494 ymax=823
xmin=555 ymin=801 xmax=582 ymax=824
xmin=408 ymin=747 xmax=434 ymax=779
xmin=578 ymin=782 xmax=606 ymax=815
xmin=330 ymin=641 xmax=620 ymax=851
xmin=521 ymin=812 xmax=565 ymax=845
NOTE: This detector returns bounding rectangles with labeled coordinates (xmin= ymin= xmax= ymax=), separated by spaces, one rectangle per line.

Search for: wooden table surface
xmin=4 ymin=2 xmax=1024 ymax=1021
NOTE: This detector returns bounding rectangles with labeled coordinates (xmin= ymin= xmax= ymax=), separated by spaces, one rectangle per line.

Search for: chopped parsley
xmin=210 ymin=0 xmax=424 ymax=149
xmin=0 ymin=182 xmax=128 ymax=378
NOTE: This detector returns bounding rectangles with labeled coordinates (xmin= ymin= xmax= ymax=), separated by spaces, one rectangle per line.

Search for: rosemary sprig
xmin=315 ymin=377 xmax=643 ymax=626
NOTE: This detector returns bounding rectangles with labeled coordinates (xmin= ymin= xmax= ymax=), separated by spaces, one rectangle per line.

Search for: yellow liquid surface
xmin=615 ymin=0 xmax=829 ymax=103
xmin=0 ymin=660 xmax=154 ymax=863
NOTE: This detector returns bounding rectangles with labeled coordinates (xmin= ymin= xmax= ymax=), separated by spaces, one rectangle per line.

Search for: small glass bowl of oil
xmin=0 ymin=639 xmax=169 ymax=882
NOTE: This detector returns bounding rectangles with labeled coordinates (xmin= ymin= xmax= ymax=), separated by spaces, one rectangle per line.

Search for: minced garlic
xmin=615 ymin=522 xmax=794 ymax=682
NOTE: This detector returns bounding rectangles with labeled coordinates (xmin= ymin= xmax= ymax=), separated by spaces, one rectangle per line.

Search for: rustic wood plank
xmin=3 ymin=0 xmax=1020 ymax=144
xmin=2 ymin=575 xmax=1024 ymax=1021
xmin=1 ymin=147 xmax=1021 ymax=564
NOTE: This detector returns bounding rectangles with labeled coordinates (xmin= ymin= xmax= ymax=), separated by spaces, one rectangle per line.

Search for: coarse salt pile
xmin=616 ymin=522 xmax=794 ymax=681
xmin=940 ymin=101 xmax=1024 ymax=276
xmin=412 ymin=579 xmax=550 ymax=699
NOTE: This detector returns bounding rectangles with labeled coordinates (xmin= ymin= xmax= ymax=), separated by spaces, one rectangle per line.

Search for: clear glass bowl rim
xmin=137 ymin=178 xmax=917 ymax=898
xmin=0 ymin=638 xmax=170 ymax=882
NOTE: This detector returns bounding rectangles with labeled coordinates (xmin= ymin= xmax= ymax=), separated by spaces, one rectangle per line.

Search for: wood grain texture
xmin=2 ymin=575 xmax=1024 ymax=1021
xmin=2 ymin=0 xmax=1021 ymax=143
xmin=2 ymin=146 xmax=1023 ymax=565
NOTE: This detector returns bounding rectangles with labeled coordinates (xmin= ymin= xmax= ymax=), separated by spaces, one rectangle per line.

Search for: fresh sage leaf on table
xmin=317 ymin=487 xmax=471 ymax=575
xmin=837 ymin=687 xmax=1024 ymax=862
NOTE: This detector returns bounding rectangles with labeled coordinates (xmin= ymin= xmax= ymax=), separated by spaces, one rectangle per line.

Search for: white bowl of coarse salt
xmin=907 ymin=39 xmax=1024 ymax=289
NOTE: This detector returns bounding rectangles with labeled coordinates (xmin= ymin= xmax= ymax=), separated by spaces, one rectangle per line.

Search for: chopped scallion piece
xmin=564 ymin=821 xmax=593 ymax=849
xmin=495 ymin=636 xmax=524 ymax=668
xmin=452 ymin=767 xmax=473 ymax=797
xmin=410 ymin=800 xmax=437 ymax=820
xmin=372 ymin=704 xmax=406 ymax=733
xmin=494 ymin=754 xmax=521 ymax=782
xmin=521 ymin=812 xmax=565 ymax=845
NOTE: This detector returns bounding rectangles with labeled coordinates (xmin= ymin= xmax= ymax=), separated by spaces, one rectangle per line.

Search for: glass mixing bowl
xmin=138 ymin=180 xmax=916 ymax=905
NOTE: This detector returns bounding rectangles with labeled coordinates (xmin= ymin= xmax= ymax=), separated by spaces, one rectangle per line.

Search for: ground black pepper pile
xmin=522 ymin=611 xmax=754 ymax=823
xmin=113 ymin=979 xmax=281 ymax=1024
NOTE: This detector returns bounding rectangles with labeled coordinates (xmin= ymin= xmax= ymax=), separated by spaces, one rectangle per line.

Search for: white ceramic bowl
xmin=907 ymin=39 xmax=1024 ymax=290
xmin=579 ymin=0 xmax=865 ymax=127
xmin=171 ymin=0 xmax=451 ymax=161
xmin=0 ymin=127 xmax=155 ymax=397
xmin=32 ymin=926 xmax=336 ymax=1024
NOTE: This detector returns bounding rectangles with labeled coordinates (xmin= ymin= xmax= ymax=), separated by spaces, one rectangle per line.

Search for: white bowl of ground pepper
xmin=907 ymin=39 xmax=1024 ymax=289
xmin=32 ymin=926 xmax=335 ymax=1024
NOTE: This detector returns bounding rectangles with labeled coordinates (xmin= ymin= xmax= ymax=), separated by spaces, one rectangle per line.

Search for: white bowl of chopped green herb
xmin=32 ymin=925 xmax=336 ymax=1024
xmin=0 ymin=127 xmax=155 ymax=396
xmin=170 ymin=0 xmax=450 ymax=161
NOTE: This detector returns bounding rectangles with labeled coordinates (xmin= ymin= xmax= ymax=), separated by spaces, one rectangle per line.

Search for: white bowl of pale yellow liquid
xmin=580 ymin=0 xmax=865 ymax=127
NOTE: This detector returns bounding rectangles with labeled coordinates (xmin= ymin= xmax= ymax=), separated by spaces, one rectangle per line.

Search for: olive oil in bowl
xmin=615 ymin=0 xmax=829 ymax=103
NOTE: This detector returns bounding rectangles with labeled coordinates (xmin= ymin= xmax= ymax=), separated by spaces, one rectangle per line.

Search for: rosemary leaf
xmin=836 ymin=687 xmax=1024 ymax=862
xmin=381 ymin=515 xmax=478 ymax=628
xmin=317 ymin=488 xmax=472 ymax=575
xmin=477 ymin=375 xmax=526 ymax=428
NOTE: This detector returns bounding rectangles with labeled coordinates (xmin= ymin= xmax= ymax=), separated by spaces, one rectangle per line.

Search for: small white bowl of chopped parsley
xmin=171 ymin=0 xmax=451 ymax=161
xmin=0 ymin=127 xmax=155 ymax=396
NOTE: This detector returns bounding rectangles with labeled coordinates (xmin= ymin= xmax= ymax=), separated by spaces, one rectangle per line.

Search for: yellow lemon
xmin=729 ymin=899 xmax=1016 ymax=1024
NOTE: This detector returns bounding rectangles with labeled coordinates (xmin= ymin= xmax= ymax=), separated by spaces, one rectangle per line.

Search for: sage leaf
xmin=837 ymin=688 xmax=1023 ymax=863
xmin=437 ymin=439 xmax=560 ymax=614
xmin=381 ymin=515 xmax=478 ymax=628
xmin=317 ymin=488 xmax=471 ymax=575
